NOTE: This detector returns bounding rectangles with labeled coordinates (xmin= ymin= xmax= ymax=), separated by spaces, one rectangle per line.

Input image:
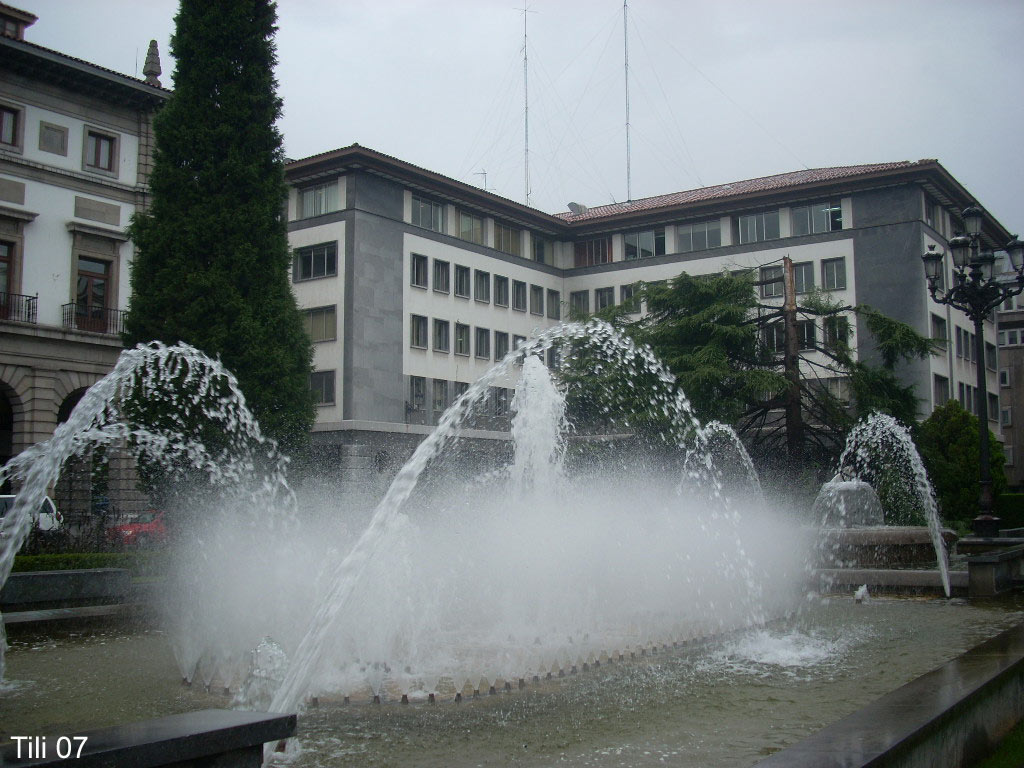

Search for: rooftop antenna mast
xmin=475 ymin=169 xmax=488 ymax=191
xmin=522 ymin=5 xmax=535 ymax=206
xmin=623 ymin=0 xmax=631 ymax=202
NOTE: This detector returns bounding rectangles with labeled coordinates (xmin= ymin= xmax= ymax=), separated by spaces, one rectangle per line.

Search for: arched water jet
xmin=267 ymin=320 xmax=795 ymax=726
xmin=831 ymin=412 xmax=951 ymax=596
xmin=0 ymin=342 xmax=291 ymax=681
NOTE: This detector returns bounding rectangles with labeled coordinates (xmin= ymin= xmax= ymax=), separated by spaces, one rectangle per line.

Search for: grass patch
xmin=975 ymin=719 xmax=1024 ymax=768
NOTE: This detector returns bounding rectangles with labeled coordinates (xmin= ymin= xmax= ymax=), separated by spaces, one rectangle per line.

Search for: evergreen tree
xmin=575 ymin=270 xmax=934 ymax=475
xmin=916 ymin=400 xmax=1006 ymax=528
xmin=124 ymin=0 xmax=313 ymax=455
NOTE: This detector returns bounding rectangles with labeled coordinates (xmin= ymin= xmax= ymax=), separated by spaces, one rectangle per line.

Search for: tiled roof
xmin=1 ymin=35 xmax=171 ymax=95
xmin=556 ymin=160 xmax=937 ymax=222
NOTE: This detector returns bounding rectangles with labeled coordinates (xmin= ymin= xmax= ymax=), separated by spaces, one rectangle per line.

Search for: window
xmin=310 ymin=371 xmax=335 ymax=405
xmin=410 ymin=314 xmax=428 ymax=348
xmin=990 ymin=393 xmax=1000 ymax=422
xmin=986 ymin=342 xmax=998 ymax=371
xmin=494 ymin=222 xmax=520 ymax=256
xmin=933 ymin=374 xmax=950 ymax=406
xmin=955 ymin=327 xmax=965 ymax=359
xmin=677 ymin=220 xmax=721 ymax=253
xmin=409 ymin=376 xmax=426 ymax=414
xmin=621 ymin=283 xmax=639 ymax=312
xmin=999 ymin=330 xmax=1006 ymax=346
xmin=738 ymin=210 xmax=780 ymax=244
xmin=293 ymin=242 xmax=337 ymax=281
xmin=574 ymin=237 xmax=611 ymax=267
xmin=433 ymin=379 xmax=449 ymax=414
xmin=512 ymin=280 xmax=527 ymax=311
xmin=569 ymin=290 xmax=589 ymax=315
xmin=595 ymin=287 xmax=614 ymax=310
xmin=793 ymin=261 xmax=814 ymax=294
xmin=84 ymin=129 xmax=117 ymax=173
xmin=824 ymin=316 xmax=849 ymax=350
xmin=411 ymin=195 xmax=444 ymax=232
xmin=1007 ymin=445 xmax=1015 ymax=467
xmin=624 ymin=228 xmax=665 ymax=260
xmin=74 ymin=256 xmax=110 ymax=331
xmin=0 ymin=240 xmax=12 ymax=298
xmin=931 ymin=314 xmax=948 ymax=352
xmin=798 ymin=320 xmax=817 ymax=351
xmin=296 ymin=181 xmax=338 ymax=219
xmin=492 ymin=387 xmax=510 ymax=417
xmin=455 ymin=323 xmax=470 ymax=355
xmin=458 ymin=210 xmax=484 ymax=244
xmin=547 ymin=346 xmax=561 ymax=369
xmin=475 ymin=270 xmax=490 ymax=303
xmin=433 ymin=318 xmax=450 ymax=352
xmin=792 ymin=201 xmax=842 ymax=236
xmin=530 ymin=284 xmax=544 ymax=315
xmin=494 ymin=275 xmax=509 ymax=307
xmin=822 ymin=258 xmax=847 ymax=291
xmin=454 ymin=265 xmax=471 ymax=297
xmin=475 ymin=327 xmax=491 ymax=359
xmin=513 ymin=334 xmax=526 ymax=350
xmin=763 ymin=322 xmax=785 ymax=353
xmin=495 ymin=331 xmax=509 ymax=361
xmin=547 ymin=289 xmax=561 ymax=320
xmin=0 ymin=104 xmax=21 ymax=150
xmin=302 ymin=305 xmax=337 ymax=342
xmin=453 ymin=381 xmax=469 ymax=401
xmin=411 ymin=254 xmax=428 ymax=288
xmin=1010 ymin=329 xmax=1021 ymax=347
xmin=534 ymin=237 xmax=551 ymax=264
xmin=1001 ymin=368 xmax=1011 ymax=388
xmin=39 ymin=122 xmax=68 ymax=155
xmin=433 ymin=259 xmax=450 ymax=293
xmin=760 ymin=265 xmax=784 ymax=298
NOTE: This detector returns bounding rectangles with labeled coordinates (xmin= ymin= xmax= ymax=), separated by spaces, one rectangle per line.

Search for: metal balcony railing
xmin=0 ymin=292 xmax=38 ymax=323
xmin=61 ymin=303 xmax=126 ymax=335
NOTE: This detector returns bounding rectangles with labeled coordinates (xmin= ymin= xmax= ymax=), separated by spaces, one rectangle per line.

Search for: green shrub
xmin=995 ymin=494 xmax=1024 ymax=530
xmin=11 ymin=551 xmax=168 ymax=577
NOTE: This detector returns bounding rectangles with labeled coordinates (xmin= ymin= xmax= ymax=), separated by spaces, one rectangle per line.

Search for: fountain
xmin=0 ymin=322 xmax=1015 ymax=767
xmin=813 ymin=413 xmax=955 ymax=595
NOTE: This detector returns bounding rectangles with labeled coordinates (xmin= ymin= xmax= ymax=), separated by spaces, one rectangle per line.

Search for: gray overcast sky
xmin=17 ymin=0 xmax=1024 ymax=232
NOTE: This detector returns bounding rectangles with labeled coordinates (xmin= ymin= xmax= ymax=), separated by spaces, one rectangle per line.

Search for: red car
xmin=105 ymin=509 xmax=168 ymax=548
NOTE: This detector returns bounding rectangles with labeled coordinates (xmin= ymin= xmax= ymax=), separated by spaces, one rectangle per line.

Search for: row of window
xmin=761 ymin=316 xmax=849 ymax=354
xmin=410 ymin=253 xmax=561 ymax=317
xmin=934 ymin=374 xmax=999 ymax=420
xmin=573 ymin=202 xmax=844 ymax=268
xmin=409 ymin=194 xmax=553 ymax=263
xmin=408 ymin=378 xmax=510 ymax=417
xmin=999 ymin=328 xmax=1024 ymax=347
xmin=0 ymin=101 xmax=120 ymax=175
xmin=758 ymin=258 xmax=847 ymax=298
xmin=409 ymin=314 xmax=525 ymax=361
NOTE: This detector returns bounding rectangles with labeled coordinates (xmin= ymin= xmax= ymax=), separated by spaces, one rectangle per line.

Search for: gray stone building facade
xmin=285 ymin=147 xmax=1015 ymax=484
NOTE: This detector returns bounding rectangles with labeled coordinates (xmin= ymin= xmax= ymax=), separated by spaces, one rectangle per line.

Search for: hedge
xmin=994 ymin=493 xmax=1024 ymax=530
xmin=11 ymin=552 xmax=168 ymax=577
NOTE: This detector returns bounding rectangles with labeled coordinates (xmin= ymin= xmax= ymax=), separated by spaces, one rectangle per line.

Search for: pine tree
xmin=124 ymin=0 xmax=313 ymax=455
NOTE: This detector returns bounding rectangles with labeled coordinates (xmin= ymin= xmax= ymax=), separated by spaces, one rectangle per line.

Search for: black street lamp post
xmin=922 ymin=206 xmax=1024 ymax=521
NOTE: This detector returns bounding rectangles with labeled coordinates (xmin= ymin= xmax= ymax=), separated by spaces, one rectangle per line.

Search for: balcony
xmin=62 ymin=303 xmax=126 ymax=335
xmin=0 ymin=292 xmax=38 ymax=323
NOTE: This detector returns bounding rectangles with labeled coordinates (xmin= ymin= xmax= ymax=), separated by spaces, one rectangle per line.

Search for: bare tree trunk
xmin=783 ymin=256 xmax=804 ymax=462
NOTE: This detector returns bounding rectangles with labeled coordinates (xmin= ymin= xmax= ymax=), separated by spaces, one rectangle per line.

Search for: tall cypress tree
xmin=125 ymin=0 xmax=313 ymax=455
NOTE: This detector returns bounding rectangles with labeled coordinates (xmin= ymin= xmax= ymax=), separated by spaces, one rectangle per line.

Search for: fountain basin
xmin=819 ymin=526 xmax=958 ymax=569
xmin=3 ymin=598 xmax=1021 ymax=767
